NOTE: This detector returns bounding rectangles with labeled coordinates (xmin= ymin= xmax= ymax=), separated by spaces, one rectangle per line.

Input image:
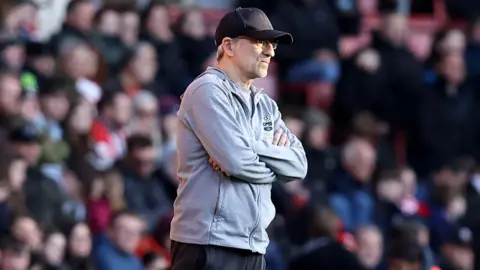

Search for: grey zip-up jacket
xmin=170 ymin=67 xmax=308 ymax=254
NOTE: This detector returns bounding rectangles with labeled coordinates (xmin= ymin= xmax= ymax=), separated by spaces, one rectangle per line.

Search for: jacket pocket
xmin=214 ymin=180 xmax=260 ymax=237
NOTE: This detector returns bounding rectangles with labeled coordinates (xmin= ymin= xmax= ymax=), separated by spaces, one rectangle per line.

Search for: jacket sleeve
xmin=181 ymin=83 xmax=277 ymax=184
xmin=252 ymin=98 xmax=308 ymax=182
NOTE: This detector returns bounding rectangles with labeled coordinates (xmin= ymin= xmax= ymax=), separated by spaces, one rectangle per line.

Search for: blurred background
xmin=0 ymin=0 xmax=480 ymax=269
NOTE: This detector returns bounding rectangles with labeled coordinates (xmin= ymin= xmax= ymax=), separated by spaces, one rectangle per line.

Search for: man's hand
xmin=272 ymin=129 xmax=290 ymax=146
xmin=209 ymin=157 xmax=221 ymax=171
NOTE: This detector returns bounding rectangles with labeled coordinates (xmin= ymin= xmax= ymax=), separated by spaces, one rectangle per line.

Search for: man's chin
xmin=256 ymin=69 xmax=268 ymax=78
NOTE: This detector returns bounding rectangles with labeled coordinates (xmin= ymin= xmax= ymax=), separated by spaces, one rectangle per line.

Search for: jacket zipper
xmin=249 ymin=185 xmax=262 ymax=250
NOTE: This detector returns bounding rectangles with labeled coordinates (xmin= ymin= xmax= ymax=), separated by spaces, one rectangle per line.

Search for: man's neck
xmin=216 ymin=61 xmax=254 ymax=90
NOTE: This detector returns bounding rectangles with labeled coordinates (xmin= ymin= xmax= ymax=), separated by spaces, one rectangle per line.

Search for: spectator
xmin=57 ymin=40 xmax=98 ymax=83
xmin=329 ymin=138 xmax=376 ymax=231
xmin=174 ymin=9 xmax=216 ymax=78
xmin=93 ymin=210 xmax=144 ymax=270
xmin=390 ymin=219 xmax=436 ymax=270
xmin=120 ymin=135 xmax=172 ymax=232
xmin=50 ymin=0 xmax=95 ymax=53
xmin=103 ymin=42 xmax=162 ymax=97
xmin=119 ymin=9 xmax=140 ymax=48
xmin=439 ymin=226 xmax=474 ymax=270
xmin=36 ymin=77 xmax=72 ymax=183
xmin=92 ymin=7 xmax=126 ymax=71
xmin=0 ymin=0 xmax=38 ymax=40
xmin=426 ymin=28 xmax=466 ymax=84
xmin=64 ymin=222 xmax=94 ymax=270
xmin=355 ymin=225 xmax=384 ymax=270
xmin=270 ymin=0 xmax=340 ymax=83
xmin=88 ymin=90 xmax=131 ymax=171
xmin=10 ymin=215 xmax=42 ymax=253
xmin=0 ymin=37 xmax=25 ymax=73
xmin=289 ymin=205 xmax=366 ymax=270
xmin=22 ymin=41 xmax=55 ymax=92
xmin=87 ymin=170 xmax=126 ymax=235
xmin=135 ymin=212 xmax=173 ymax=267
xmin=332 ymin=48 xmax=389 ymax=138
xmin=128 ymin=91 xmax=163 ymax=160
xmin=409 ymin=51 xmax=476 ymax=177
xmin=64 ymin=97 xmax=95 ymax=180
xmin=0 ymin=236 xmax=31 ymax=270
xmin=302 ymin=108 xmax=338 ymax=205
xmin=370 ymin=13 xmax=423 ymax=134
xmin=0 ymin=153 xmax=28 ymax=235
xmin=39 ymin=230 xmax=69 ymax=270
xmin=140 ymin=2 xmax=190 ymax=96
xmin=9 ymin=122 xmax=72 ymax=230
xmin=0 ymin=70 xmax=23 ymax=144
xmin=387 ymin=237 xmax=424 ymax=270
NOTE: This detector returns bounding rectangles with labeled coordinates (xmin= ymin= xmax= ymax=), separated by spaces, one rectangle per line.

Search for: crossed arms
xmin=182 ymin=83 xmax=308 ymax=184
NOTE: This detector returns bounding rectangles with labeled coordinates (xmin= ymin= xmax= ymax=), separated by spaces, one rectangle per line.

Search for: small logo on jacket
xmin=262 ymin=115 xmax=273 ymax=131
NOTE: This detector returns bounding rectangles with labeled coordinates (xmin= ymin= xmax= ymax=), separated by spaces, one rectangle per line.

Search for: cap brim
xmin=248 ymin=30 xmax=293 ymax=44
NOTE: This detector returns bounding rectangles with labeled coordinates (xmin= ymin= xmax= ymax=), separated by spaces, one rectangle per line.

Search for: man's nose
xmin=263 ymin=43 xmax=275 ymax=57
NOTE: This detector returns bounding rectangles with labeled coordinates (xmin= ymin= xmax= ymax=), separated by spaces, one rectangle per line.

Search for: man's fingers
xmin=278 ymin=133 xmax=288 ymax=147
xmin=272 ymin=129 xmax=283 ymax=145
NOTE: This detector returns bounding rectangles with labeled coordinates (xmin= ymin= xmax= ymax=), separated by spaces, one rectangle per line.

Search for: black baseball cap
xmin=215 ymin=7 xmax=293 ymax=47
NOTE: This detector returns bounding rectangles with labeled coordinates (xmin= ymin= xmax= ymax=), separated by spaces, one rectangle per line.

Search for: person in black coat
xmin=289 ymin=205 xmax=366 ymax=270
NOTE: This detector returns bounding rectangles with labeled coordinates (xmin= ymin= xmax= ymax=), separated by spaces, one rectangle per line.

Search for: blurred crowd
xmin=0 ymin=0 xmax=480 ymax=270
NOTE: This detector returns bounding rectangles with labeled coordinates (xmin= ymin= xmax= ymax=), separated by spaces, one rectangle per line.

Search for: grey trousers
xmin=170 ymin=240 xmax=266 ymax=270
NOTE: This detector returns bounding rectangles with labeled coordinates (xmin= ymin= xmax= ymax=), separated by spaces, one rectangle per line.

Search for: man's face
xmin=1 ymin=250 xmax=31 ymax=270
xmin=111 ymin=215 xmax=144 ymax=254
xmin=0 ymin=75 xmax=22 ymax=116
xmin=120 ymin=12 xmax=140 ymax=46
xmin=41 ymin=92 xmax=70 ymax=121
xmin=356 ymin=230 xmax=383 ymax=269
xmin=98 ymin=10 xmax=120 ymax=36
xmin=70 ymin=2 xmax=94 ymax=31
xmin=1 ymin=44 xmax=25 ymax=72
xmin=64 ymin=46 xmax=94 ymax=80
xmin=113 ymin=93 xmax=132 ymax=126
xmin=147 ymin=5 xmax=170 ymax=35
xmin=135 ymin=99 xmax=158 ymax=132
xmin=132 ymin=44 xmax=157 ymax=85
xmin=229 ymin=37 xmax=276 ymax=79
xmin=31 ymin=55 xmax=55 ymax=76
xmin=130 ymin=146 xmax=157 ymax=177
xmin=440 ymin=52 xmax=465 ymax=85
xmin=344 ymin=141 xmax=376 ymax=183
xmin=382 ymin=14 xmax=408 ymax=46
xmin=12 ymin=217 xmax=42 ymax=251
xmin=69 ymin=223 xmax=92 ymax=258
xmin=12 ymin=142 xmax=41 ymax=166
xmin=43 ymin=233 xmax=66 ymax=266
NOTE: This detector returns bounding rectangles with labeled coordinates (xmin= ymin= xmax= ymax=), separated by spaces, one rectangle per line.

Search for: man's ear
xmin=222 ymin=38 xmax=235 ymax=57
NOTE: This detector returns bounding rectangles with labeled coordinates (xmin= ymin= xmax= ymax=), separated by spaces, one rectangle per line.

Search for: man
xmin=120 ymin=135 xmax=172 ymax=232
xmin=0 ymin=237 xmax=31 ymax=270
xmin=49 ymin=0 xmax=95 ymax=53
xmin=289 ymin=206 xmax=365 ymax=270
xmin=388 ymin=238 xmax=423 ymax=270
xmin=88 ymin=90 xmax=132 ymax=171
xmin=170 ymin=7 xmax=308 ymax=270
xmin=93 ymin=210 xmax=145 ymax=270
